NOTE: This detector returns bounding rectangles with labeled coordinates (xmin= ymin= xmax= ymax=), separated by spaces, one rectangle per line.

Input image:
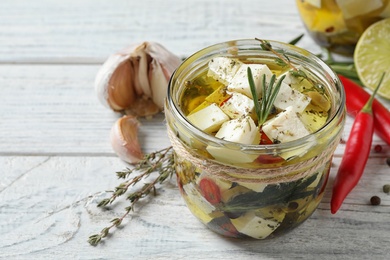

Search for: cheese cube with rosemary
xmin=206 ymin=116 xmax=260 ymax=163
xmin=220 ymin=92 xmax=255 ymax=119
xmin=273 ymin=82 xmax=311 ymax=113
xmin=187 ymin=103 xmax=229 ymax=133
xmin=207 ymin=57 xmax=243 ymax=85
xmin=227 ymin=64 xmax=273 ymax=98
xmin=262 ymin=106 xmax=310 ymax=143
xmin=230 ymin=211 xmax=280 ymax=239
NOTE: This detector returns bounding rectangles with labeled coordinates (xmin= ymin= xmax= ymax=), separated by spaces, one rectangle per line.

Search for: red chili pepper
xmin=339 ymin=75 xmax=390 ymax=145
xmin=219 ymin=96 xmax=232 ymax=107
xmin=331 ymin=74 xmax=385 ymax=214
xmin=199 ymin=178 xmax=221 ymax=205
xmin=259 ymin=129 xmax=274 ymax=145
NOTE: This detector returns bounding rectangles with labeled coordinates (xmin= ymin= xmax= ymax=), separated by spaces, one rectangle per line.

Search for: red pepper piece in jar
xmin=199 ymin=178 xmax=221 ymax=205
xmin=339 ymin=75 xmax=390 ymax=145
xmin=331 ymin=73 xmax=386 ymax=214
xmin=219 ymin=96 xmax=232 ymax=107
xmin=206 ymin=216 xmax=243 ymax=238
xmin=256 ymin=129 xmax=285 ymax=164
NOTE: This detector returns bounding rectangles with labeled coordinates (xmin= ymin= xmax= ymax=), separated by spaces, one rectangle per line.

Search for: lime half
xmin=354 ymin=18 xmax=390 ymax=99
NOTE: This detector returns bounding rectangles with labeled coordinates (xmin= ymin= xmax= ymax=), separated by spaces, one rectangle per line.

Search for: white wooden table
xmin=1 ymin=0 xmax=389 ymax=259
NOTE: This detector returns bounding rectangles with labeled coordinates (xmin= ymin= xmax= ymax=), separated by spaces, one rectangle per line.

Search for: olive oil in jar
xmin=180 ymin=58 xmax=331 ymax=139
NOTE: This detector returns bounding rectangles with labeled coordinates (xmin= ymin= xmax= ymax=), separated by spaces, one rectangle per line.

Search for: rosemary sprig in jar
xmin=88 ymin=146 xmax=174 ymax=246
xmin=247 ymin=68 xmax=285 ymax=126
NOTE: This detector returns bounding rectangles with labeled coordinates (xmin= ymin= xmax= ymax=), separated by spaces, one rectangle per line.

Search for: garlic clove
xmin=95 ymin=41 xmax=182 ymax=116
xmin=110 ymin=115 xmax=144 ymax=164
xmin=130 ymin=56 xmax=144 ymax=96
xmin=108 ymin=60 xmax=136 ymax=110
xmin=133 ymin=43 xmax=152 ymax=97
xmin=95 ymin=52 xmax=133 ymax=110
xmin=145 ymin=42 xmax=182 ymax=81
xmin=143 ymin=42 xmax=182 ymax=109
xmin=149 ymin=59 xmax=169 ymax=109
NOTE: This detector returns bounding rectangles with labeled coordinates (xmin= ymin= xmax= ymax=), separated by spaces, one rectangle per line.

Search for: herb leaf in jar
xmin=248 ymin=67 xmax=286 ymax=126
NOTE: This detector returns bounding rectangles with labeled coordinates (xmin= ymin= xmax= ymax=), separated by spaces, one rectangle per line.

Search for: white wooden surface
xmin=1 ymin=0 xmax=389 ymax=259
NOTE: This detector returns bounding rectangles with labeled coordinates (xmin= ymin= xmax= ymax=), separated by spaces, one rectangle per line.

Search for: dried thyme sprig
xmin=256 ymin=37 xmax=323 ymax=91
xmin=256 ymin=38 xmax=298 ymax=70
xmin=88 ymin=146 xmax=174 ymax=246
xmin=248 ymin=67 xmax=285 ymax=126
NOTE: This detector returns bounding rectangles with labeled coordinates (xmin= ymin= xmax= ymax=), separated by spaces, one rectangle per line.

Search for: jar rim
xmin=167 ymin=38 xmax=345 ymax=151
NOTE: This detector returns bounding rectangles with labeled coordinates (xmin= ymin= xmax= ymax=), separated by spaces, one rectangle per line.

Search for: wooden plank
xmin=0 ymin=64 xmax=170 ymax=155
xmin=1 ymin=64 xmax=389 ymax=155
xmin=1 ymin=0 xmax=390 ymax=258
xmin=0 ymin=0 xmax=312 ymax=61
xmin=0 ymin=156 xmax=389 ymax=259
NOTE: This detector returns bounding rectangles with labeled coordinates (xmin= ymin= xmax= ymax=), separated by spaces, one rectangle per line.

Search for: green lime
xmin=354 ymin=18 xmax=390 ymax=99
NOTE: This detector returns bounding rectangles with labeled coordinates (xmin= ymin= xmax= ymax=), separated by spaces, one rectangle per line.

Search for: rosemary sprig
xmin=88 ymin=146 xmax=174 ymax=246
xmin=288 ymin=33 xmax=304 ymax=45
xmin=248 ymin=67 xmax=285 ymax=126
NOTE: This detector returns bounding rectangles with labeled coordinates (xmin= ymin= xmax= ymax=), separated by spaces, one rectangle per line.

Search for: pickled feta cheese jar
xmin=296 ymin=0 xmax=389 ymax=55
xmin=165 ymin=39 xmax=345 ymax=239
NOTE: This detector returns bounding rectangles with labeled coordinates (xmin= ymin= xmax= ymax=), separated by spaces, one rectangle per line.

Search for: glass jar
xmin=165 ymin=39 xmax=345 ymax=239
xmin=296 ymin=0 xmax=389 ymax=55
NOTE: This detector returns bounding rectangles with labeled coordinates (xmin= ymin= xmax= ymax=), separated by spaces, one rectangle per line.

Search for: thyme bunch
xmin=88 ymin=146 xmax=174 ymax=246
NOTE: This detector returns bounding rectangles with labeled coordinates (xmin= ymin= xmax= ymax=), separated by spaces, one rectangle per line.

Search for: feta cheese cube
xmin=206 ymin=116 xmax=260 ymax=164
xmin=279 ymin=68 xmax=313 ymax=92
xmin=215 ymin=116 xmax=259 ymax=144
xmin=207 ymin=57 xmax=242 ymax=85
xmin=228 ymin=64 xmax=273 ymax=98
xmin=262 ymin=106 xmax=310 ymax=143
xmin=230 ymin=211 xmax=280 ymax=239
xmin=205 ymin=85 xmax=231 ymax=104
xmin=187 ymin=103 xmax=229 ymax=133
xmin=273 ymin=82 xmax=311 ymax=113
xmin=336 ymin=0 xmax=383 ymax=19
xmin=279 ymin=68 xmax=302 ymax=86
xmin=305 ymin=0 xmax=321 ymax=8
xmin=220 ymin=92 xmax=254 ymax=119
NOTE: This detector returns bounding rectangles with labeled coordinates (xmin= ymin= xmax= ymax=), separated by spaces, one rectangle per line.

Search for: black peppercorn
xmin=288 ymin=201 xmax=299 ymax=210
xmin=374 ymin=144 xmax=382 ymax=153
xmin=370 ymin=196 xmax=381 ymax=206
xmin=383 ymin=184 xmax=390 ymax=194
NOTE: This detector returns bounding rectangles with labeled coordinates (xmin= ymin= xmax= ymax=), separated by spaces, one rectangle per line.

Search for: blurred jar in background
xmin=296 ymin=0 xmax=390 ymax=56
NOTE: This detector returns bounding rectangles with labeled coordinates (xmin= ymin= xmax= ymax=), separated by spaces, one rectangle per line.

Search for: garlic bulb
xmin=110 ymin=115 xmax=143 ymax=164
xmin=95 ymin=42 xmax=182 ymax=117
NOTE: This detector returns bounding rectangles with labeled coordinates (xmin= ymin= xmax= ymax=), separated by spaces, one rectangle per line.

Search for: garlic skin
xmin=110 ymin=115 xmax=143 ymax=164
xmin=95 ymin=42 xmax=182 ymax=117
